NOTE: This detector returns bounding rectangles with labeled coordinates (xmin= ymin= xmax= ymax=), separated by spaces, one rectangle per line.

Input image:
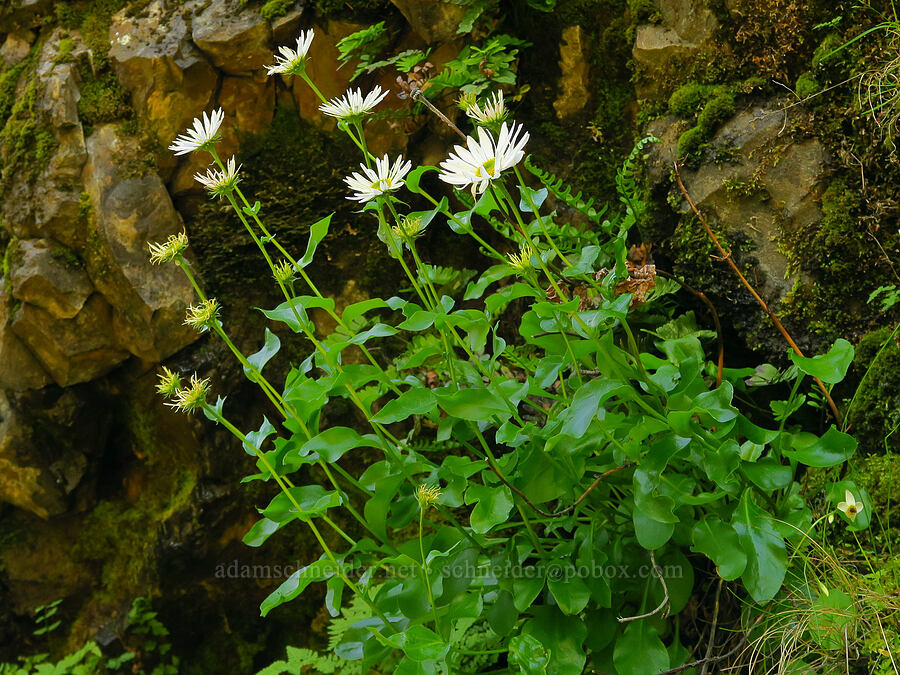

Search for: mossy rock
xmin=846 ymin=325 xmax=900 ymax=452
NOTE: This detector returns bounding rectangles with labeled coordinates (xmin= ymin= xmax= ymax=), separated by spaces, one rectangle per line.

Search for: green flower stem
xmin=353 ymin=121 xmax=372 ymax=168
xmin=419 ymin=508 xmax=444 ymax=636
xmin=470 ymin=425 xmax=545 ymax=557
xmin=202 ymin=402 xmax=390 ymax=627
xmin=415 ymin=188 xmax=506 ymax=261
xmin=511 ymin=166 xmax=569 ymax=266
xmin=219 ymin=162 xmax=401 ymax=397
xmin=300 ymin=71 xmax=327 ymax=103
xmin=179 ymin=249 xmax=380 ymax=541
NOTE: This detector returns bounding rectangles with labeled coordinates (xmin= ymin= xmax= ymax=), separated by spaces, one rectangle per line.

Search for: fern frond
xmin=523 ymin=155 xmax=607 ymax=225
xmin=616 ymin=135 xmax=659 ymax=216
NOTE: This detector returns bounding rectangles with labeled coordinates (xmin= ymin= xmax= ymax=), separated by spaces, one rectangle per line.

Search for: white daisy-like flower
xmin=344 ymin=154 xmax=412 ymax=203
xmin=836 ymin=489 xmax=864 ymax=522
xmin=193 ymin=156 xmax=241 ymax=197
xmin=438 ymin=122 xmax=529 ymax=194
xmin=465 ymin=91 xmax=508 ymax=126
xmin=266 ymin=29 xmax=314 ymax=76
xmin=169 ymin=108 xmax=225 ymax=156
xmin=319 ymin=86 xmax=389 ymax=123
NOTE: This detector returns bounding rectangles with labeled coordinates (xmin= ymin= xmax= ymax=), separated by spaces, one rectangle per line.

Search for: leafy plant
xmin=150 ymin=37 xmax=865 ymax=673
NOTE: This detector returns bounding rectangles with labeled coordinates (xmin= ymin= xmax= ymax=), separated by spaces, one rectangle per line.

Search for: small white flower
xmin=319 ymin=86 xmax=389 ymax=123
xmin=266 ymin=29 xmax=314 ymax=76
xmin=438 ymin=122 xmax=529 ymax=194
xmin=344 ymin=154 xmax=412 ymax=202
xmin=169 ymin=108 xmax=225 ymax=156
xmin=836 ymin=489 xmax=864 ymax=522
xmin=465 ymin=91 xmax=508 ymax=126
xmin=193 ymin=156 xmax=241 ymax=197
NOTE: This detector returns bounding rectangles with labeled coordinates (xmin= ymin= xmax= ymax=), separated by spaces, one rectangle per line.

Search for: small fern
xmin=256 ymin=597 xmax=372 ymax=675
xmin=615 ymin=135 xmax=659 ymax=220
xmin=523 ymin=155 xmax=607 ymax=225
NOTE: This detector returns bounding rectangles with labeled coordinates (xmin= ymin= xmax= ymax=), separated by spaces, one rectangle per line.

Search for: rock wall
xmin=0 ymin=0 xmax=898 ymax=670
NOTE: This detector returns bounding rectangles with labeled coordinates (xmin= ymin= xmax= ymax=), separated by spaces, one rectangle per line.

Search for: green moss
xmin=77 ymin=73 xmax=132 ymax=130
xmin=845 ymin=325 xmax=900 ymax=452
xmin=0 ymin=59 xmax=58 ymax=192
xmin=668 ymin=81 xmax=716 ymax=117
xmin=0 ymin=58 xmax=31 ymax=130
xmin=260 ymin=0 xmax=294 ymax=20
xmin=1 ymin=237 xmax=20 ymax=288
xmin=811 ymin=32 xmax=844 ymax=69
xmin=696 ymin=93 xmax=735 ymax=133
xmin=677 ymin=125 xmax=706 ymax=157
xmin=779 ymin=178 xmax=895 ymax=342
xmin=795 ymin=70 xmax=821 ymax=99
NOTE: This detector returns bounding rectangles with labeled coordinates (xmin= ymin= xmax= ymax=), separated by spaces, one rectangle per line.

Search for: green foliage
xmin=0 ymin=597 xmax=176 ymax=675
xmin=260 ymin=0 xmax=294 ymax=20
xmin=696 ymin=93 xmax=735 ymax=134
xmin=160 ymin=114 xmax=864 ymax=673
xmin=428 ymin=35 xmax=529 ymax=97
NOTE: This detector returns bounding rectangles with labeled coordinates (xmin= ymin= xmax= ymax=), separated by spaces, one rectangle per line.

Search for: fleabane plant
xmin=149 ymin=30 xmax=866 ymax=674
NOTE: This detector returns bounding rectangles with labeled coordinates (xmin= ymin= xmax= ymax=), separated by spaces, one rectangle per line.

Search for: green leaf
xmin=691 ymin=518 xmax=747 ymax=580
xmin=561 ymin=379 xmax=629 ymax=437
xmin=298 ymin=214 xmax=332 ymax=267
xmin=296 ymin=427 xmax=381 ymax=463
xmin=486 ymin=589 xmax=517 ymax=636
xmin=242 ymin=517 xmax=284 ymax=547
xmin=512 ymin=571 xmax=545 ymax=612
xmin=370 ymin=388 xmax=436 ymax=424
xmin=518 ymin=185 xmax=548 ymax=213
xmin=260 ymin=559 xmax=334 ymax=616
xmin=508 ymin=634 xmax=549 ymax=674
xmin=389 ymin=625 xmax=449 ymax=662
xmin=263 ymin=486 xmax=341 ymax=522
xmin=405 ymin=165 xmax=438 ymax=196
xmin=783 ymin=426 xmax=857 ymax=467
xmin=521 ymin=606 xmax=587 ymax=675
xmin=809 ymin=589 xmax=855 ymax=649
xmin=613 ymin=622 xmax=670 ymax=675
xmin=732 ymin=490 xmax=787 ymax=603
xmin=433 ymin=386 xmax=511 ymax=421
xmin=244 ymin=328 xmax=281 ymax=377
xmin=740 ymin=457 xmax=793 ymax=491
xmin=633 ymin=505 xmax=674 ymax=549
xmin=788 ymin=338 xmax=854 ymax=384
xmin=547 ymin=566 xmax=591 ymax=615
xmin=465 ymin=483 xmax=514 ymax=534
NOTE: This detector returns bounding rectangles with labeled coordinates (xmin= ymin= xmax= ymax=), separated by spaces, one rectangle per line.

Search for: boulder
xmin=0 ymin=0 xmax=52 ymax=32
xmin=271 ymin=5 xmax=306 ymax=45
xmin=192 ymin=0 xmax=273 ymax=75
xmin=649 ymin=98 xmax=830 ymax=299
xmin=0 ymin=393 xmax=68 ymax=518
xmin=2 ymin=34 xmax=89 ymax=251
xmin=554 ymin=25 xmax=591 ymax=120
xmin=0 ymin=286 xmax=51 ymax=391
xmin=633 ymin=0 xmax=720 ymax=99
xmin=0 ymin=30 xmax=34 ymax=67
xmin=389 ymin=0 xmax=467 ymax=44
xmin=10 ymin=293 xmax=130 ymax=387
xmin=109 ymin=0 xmax=218 ymax=172
xmin=8 ymin=239 xmax=93 ymax=319
xmin=81 ymin=124 xmax=197 ymax=363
